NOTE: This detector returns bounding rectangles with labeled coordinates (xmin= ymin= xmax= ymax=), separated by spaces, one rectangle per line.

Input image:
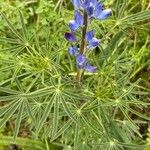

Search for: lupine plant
xmin=65 ymin=0 xmax=111 ymax=85
xmin=0 ymin=0 xmax=150 ymax=150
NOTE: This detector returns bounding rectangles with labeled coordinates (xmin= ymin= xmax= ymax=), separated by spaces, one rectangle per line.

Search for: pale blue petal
xmin=68 ymin=46 xmax=78 ymax=56
xmin=86 ymin=30 xmax=95 ymax=41
xmin=97 ymin=9 xmax=112 ymax=20
xmin=69 ymin=20 xmax=79 ymax=31
xmin=85 ymin=63 xmax=97 ymax=72
xmin=76 ymin=54 xmax=86 ymax=68
xmin=88 ymin=38 xmax=100 ymax=49
xmin=72 ymin=0 xmax=82 ymax=9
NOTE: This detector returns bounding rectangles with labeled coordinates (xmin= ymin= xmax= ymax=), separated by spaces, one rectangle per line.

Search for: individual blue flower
xmin=76 ymin=54 xmax=86 ymax=68
xmin=68 ymin=46 xmax=78 ymax=56
xmin=86 ymin=30 xmax=95 ymax=41
xmin=94 ymin=3 xmax=111 ymax=20
xmin=85 ymin=62 xmax=97 ymax=72
xmin=69 ymin=11 xmax=83 ymax=31
xmin=86 ymin=30 xmax=100 ymax=49
xmin=88 ymin=38 xmax=100 ymax=49
xmin=65 ymin=32 xmax=77 ymax=42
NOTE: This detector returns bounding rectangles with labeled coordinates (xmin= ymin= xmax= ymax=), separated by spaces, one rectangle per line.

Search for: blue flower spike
xmin=65 ymin=0 xmax=111 ymax=74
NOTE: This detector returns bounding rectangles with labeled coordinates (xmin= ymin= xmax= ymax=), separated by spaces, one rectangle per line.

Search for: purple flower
xmin=65 ymin=32 xmax=77 ymax=42
xmin=86 ymin=30 xmax=100 ymax=49
xmin=76 ymin=54 xmax=86 ymax=68
xmin=68 ymin=46 xmax=78 ymax=56
xmin=85 ymin=62 xmax=97 ymax=73
xmin=69 ymin=11 xmax=83 ymax=31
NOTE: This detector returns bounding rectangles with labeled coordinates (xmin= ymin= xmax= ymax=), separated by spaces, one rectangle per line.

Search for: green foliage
xmin=0 ymin=0 xmax=150 ymax=149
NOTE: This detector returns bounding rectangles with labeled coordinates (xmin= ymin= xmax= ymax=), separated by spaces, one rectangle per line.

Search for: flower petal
xmin=65 ymin=32 xmax=77 ymax=42
xmin=94 ymin=2 xmax=103 ymax=18
xmin=88 ymin=38 xmax=100 ymax=49
xmin=97 ymin=9 xmax=112 ymax=20
xmin=85 ymin=63 xmax=97 ymax=72
xmin=76 ymin=54 xmax=86 ymax=68
xmin=75 ymin=11 xmax=83 ymax=26
xmin=72 ymin=0 xmax=82 ymax=9
xmin=68 ymin=46 xmax=78 ymax=56
xmin=86 ymin=30 xmax=95 ymax=41
xmin=69 ymin=20 xmax=79 ymax=31
xmin=83 ymin=0 xmax=97 ymax=8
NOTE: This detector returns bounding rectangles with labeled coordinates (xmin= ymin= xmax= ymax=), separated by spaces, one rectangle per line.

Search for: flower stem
xmin=76 ymin=11 xmax=88 ymax=86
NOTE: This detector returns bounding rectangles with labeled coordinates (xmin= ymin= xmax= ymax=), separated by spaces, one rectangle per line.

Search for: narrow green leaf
xmin=36 ymin=94 xmax=55 ymax=133
xmin=119 ymin=106 xmax=139 ymax=130
xmin=0 ymin=37 xmax=20 ymax=44
xmin=25 ymin=73 xmax=40 ymax=93
xmin=18 ymin=11 xmax=28 ymax=40
xmin=99 ymin=31 xmax=124 ymax=66
xmin=125 ymin=106 xmax=150 ymax=121
xmin=1 ymin=13 xmax=24 ymax=41
xmin=120 ymin=10 xmax=150 ymax=26
xmin=81 ymin=114 xmax=102 ymax=135
xmin=51 ymin=119 xmax=73 ymax=141
xmin=14 ymin=101 xmax=24 ymax=141
xmin=0 ymin=86 xmax=21 ymax=94
xmin=74 ymin=117 xmax=80 ymax=150
xmin=52 ymin=94 xmax=60 ymax=136
xmin=26 ymin=87 xmax=54 ymax=98
xmin=0 ymin=100 xmax=20 ymax=128
xmin=0 ymin=95 xmax=19 ymax=102
xmin=61 ymin=95 xmax=77 ymax=123
xmin=0 ymin=100 xmax=18 ymax=117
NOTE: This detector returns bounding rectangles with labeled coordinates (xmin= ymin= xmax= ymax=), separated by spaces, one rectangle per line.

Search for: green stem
xmin=76 ymin=11 xmax=88 ymax=86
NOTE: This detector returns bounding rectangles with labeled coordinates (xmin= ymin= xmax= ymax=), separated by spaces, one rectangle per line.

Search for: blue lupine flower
xmin=65 ymin=32 xmax=77 ymax=42
xmin=69 ymin=11 xmax=83 ymax=31
xmin=65 ymin=0 xmax=111 ymax=74
xmin=88 ymin=37 xmax=100 ymax=49
xmin=76 ymin=54 xmax=86 ymax=68
xmin=72 ymin=0 xmax=111 ymax=20
xmin=94 ymin=6 xmax=111 ymax=20
xmin=86 ymin=30 xmax=100 ymax=49
xmin=69 ymin=46 xmax=78 ymax=56
xmin=85 ymin=62 xmax=97 ymax=72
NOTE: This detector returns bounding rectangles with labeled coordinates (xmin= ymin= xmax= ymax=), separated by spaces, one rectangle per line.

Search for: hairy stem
xmin=76 ymin=11 xmax=88 ymax=86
